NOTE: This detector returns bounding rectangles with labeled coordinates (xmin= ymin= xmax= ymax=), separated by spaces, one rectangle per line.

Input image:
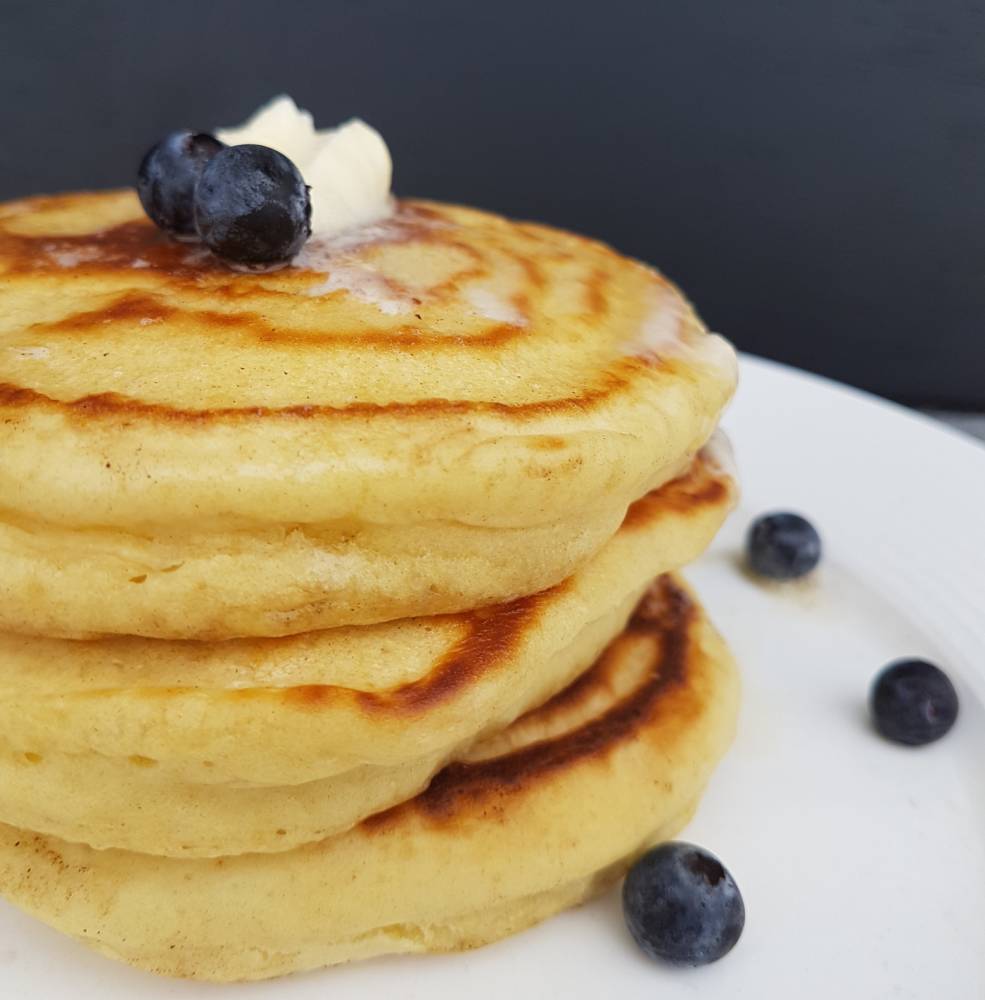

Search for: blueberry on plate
xmin=194 ymin=144 xmax=311 ymax=269
xmin=137 ymin=130 xmax=225 ymax=238
xmin=746 ymin=511 xmax=821 ymax=580
xmin=870 ymin=658 xmax=959 ymax=746
xmin=623 ymin=842 xmax=744 ymax=966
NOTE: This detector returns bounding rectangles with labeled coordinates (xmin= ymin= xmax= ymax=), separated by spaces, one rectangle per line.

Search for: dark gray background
xmin=2 ymin=0 xmax=982 ymax=407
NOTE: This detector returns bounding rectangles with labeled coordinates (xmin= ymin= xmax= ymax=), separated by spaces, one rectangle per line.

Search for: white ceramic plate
xmin=3 ymin=355 xmax=984 ymax=998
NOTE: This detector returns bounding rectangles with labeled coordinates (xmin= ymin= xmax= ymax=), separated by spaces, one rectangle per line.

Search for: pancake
xmin=0 ymin=575 xmax=739 ymax=981
xmin=0 ymin=445 xmax=736 ymax=856
xmin=0 ymin=191 xmax=736 ymax=638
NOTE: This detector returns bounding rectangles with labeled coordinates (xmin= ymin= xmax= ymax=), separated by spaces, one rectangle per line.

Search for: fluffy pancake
xmin=0 ymin=191 xmax=736 ymax=638
xmin=0 ymin=445 xmax=735 ymax=856
xmin=0 ymin=575 xmax=739 ymax=981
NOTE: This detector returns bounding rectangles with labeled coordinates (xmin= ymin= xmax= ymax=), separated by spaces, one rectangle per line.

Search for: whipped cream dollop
xmin=217 ymin=96 xmax=393 ymax=238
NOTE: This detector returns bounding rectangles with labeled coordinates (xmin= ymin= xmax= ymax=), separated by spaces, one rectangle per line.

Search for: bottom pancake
xmin=0 ymin=575 xmax=738 ymax=982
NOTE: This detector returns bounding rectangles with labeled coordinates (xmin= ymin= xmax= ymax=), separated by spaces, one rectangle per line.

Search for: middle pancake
xmin=0 ymin=443 xmax=735 ymax=857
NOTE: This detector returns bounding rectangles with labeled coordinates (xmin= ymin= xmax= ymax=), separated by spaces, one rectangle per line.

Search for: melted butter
xmin=700 ymin=430 xmax=738 ymax=483
xmin=629 ymin=282 xmax=738 ymax=379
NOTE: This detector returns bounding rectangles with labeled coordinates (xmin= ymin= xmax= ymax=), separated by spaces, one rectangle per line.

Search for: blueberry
xmin=746 ymin=511 xmax=821 ymax=580
xmin=870 ymin=659 xmax=958 ymax=746
xmin=137 ymin=130 xmax=225 ymax=239
xmin=622 ymin=842 xmax=744 ymax=966
xmin=193 ymin=145 xmax=311 ymax=269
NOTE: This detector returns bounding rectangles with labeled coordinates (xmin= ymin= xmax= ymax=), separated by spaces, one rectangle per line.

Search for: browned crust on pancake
xmin=362 ymin=575 xmax=697 ymax=831
xmin=0 ymin=364 xmax=648 ymax=424
xmin=284 ymin=586 xmax=558 ymax=716
xmin=23 ymin=291 xmax=526 ymax=352
xmin=0 ymin=193 xmax=688 ymax=424
xmin=620 ymin=464 xmax=730 ymax=528
xmin=23 ymin=289 xmax=542 ymax=353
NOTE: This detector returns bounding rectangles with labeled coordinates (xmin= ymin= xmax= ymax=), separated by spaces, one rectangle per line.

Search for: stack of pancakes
xmin=0 ymin=191 xmax=739 ymax=981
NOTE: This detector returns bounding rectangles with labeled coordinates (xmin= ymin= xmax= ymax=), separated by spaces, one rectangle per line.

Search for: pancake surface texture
xmin=0 ymin=191 xmax=736 ymax=638
xmin=0 ymin=575 xmax=739 ymax=981
xmin=0 ymin=172 xmax=741 ymax=983
xmin=0 ymin=446 xmax=736 ymax=856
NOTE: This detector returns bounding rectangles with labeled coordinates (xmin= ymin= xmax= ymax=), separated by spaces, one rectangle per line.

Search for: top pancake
xmin=0 ymin=191 xmax=736 ymax=637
